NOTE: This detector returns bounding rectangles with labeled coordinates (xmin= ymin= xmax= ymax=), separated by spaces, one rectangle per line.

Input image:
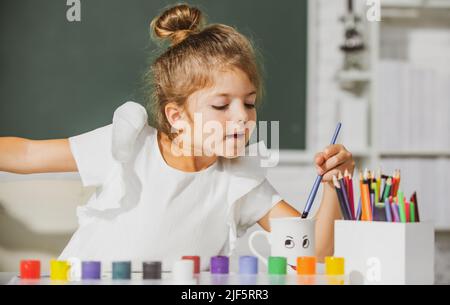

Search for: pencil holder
xmin=334 ymin=220 xmax=434 ymax=285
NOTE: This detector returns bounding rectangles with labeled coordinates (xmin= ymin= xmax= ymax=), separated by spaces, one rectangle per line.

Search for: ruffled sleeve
xmin=222 ymin=141 xmax=283 ymax=256
xmin=75 ymin=101 xmax=149 ymax=226
xmin=69 ymin=124 xmax=115 ymax=188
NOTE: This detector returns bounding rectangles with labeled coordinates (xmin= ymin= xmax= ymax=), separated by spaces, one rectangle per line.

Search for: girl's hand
xmin=314 ymin=144 xmax=355 ymax=183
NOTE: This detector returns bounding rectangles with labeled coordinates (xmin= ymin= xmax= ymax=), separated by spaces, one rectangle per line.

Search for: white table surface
xmin=2 ymin=272 xmax=347 ymax=285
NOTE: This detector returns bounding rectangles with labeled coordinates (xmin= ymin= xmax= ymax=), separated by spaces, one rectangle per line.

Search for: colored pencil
xmin=371 ymin=181 xmax=378 ymax=211
xmin=359 ymin=171 xmax=363 ymax=189
xmin=384 ymin=197 xmax=392 ymax=222
xmin=390 ymin=171 xmax=397 ymax=197
xmin=363 ymin=169 xmax=369 ymax=183
xmin=338 ymin=172 xmax=353 ymax=220
xmin=333 ymin=175 xmax=351 ymax=220
xmin=405 ymin=202 xmax=410 ymax=222
xmin=381 ymin=177 xmax=392 ymax=202
xmin=392 ymin=170 xmax=401 ymax=197
xmin=344 ymin=169 xmax=355 ymax=219
xmin=370 ymin=193 xmax=375 ymax=216
xmin=391 ymin=202 xmax=400 ymax=222
xmin=411 ymin=192 xmax=420 ymax=222
xmin=410 ymin=201 xmax=416 ymax=223
xmin=348 ymin=173 xmax=355 ymax=219
xmin=356 ymin=197 xmax=362 ymax=221
xmin=363 ymin=170 xmax=373 ymax=221
xmin=376 ymin=168 xmax=381 ymax=202
xmin=374 ymin=202 xmax=387 ymax=222
xmin=397 ymin=190 xmax=406 ymax=223
xmin=333 ymin=167 xmax=419 ymax=223
xmin=361 ymin=181 xmax=372 ymax=221
xmin=301 ymin=123 xmax=342 ymax=219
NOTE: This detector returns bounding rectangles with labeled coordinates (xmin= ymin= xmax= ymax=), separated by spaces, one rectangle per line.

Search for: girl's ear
xmin=165 ymin=102 xmax=185 ymax=132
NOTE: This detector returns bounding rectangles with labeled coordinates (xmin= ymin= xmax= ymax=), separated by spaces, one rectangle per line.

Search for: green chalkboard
xmin=0 ymin=0 xmax=307 ymax=149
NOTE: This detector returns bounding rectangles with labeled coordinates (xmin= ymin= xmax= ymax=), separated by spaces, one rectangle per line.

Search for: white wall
xmin=0 ymin=173 xmax=94 ymax=272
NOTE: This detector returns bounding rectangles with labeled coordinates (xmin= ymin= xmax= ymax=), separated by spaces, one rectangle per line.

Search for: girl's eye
xmin=212 ymin=102 xmax=255 ymax=110
xmin=212 ymin=105 xmax=229 ymax=110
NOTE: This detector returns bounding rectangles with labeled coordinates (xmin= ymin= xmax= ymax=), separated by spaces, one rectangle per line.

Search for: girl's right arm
xmin=0 ymin=137 xmax=78 ymax=174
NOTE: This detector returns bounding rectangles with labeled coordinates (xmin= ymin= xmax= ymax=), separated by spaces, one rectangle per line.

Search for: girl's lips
xmin=225 ymin=133 xmax=245 ymax=139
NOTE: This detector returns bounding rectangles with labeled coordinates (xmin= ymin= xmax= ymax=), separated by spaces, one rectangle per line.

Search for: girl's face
xmin=171 ymin=68 xmax=257 ymax=159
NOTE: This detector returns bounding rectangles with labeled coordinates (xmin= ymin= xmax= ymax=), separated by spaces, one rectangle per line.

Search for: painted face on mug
xmin=249 ymin=218 xmax=315 ymax=274
xmin=283 ymin=234 xmax=311 ymax=270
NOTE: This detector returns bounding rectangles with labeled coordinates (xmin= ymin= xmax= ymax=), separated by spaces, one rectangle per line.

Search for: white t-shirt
xmin=59 ymin=102 xmax=282 ymax=271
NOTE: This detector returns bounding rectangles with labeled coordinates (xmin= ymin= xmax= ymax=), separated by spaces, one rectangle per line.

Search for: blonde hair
xmin=145 ymin=3 xmax=263 ymax=139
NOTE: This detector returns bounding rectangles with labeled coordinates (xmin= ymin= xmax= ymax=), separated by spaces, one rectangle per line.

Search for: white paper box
xmin=334 ymin=220 xmax=434 ymax=285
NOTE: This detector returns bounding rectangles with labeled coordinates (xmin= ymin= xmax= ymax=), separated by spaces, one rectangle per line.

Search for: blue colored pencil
xmin=301 ymin=123 xmax=342 ymax=219
xmin=356 ymin=198 xmax=362 ymax=220
xmin=384 ymin=198 xmax=392 ymax=222
xmin=391 ymin=202 xmax=400 ymax=222
xmin=333 ymin=175 xmax=351 ymax=220
xmin=370 ymin=193 xmax=375 ymax=216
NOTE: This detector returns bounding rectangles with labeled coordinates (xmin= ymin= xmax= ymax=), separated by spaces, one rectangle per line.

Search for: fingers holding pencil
xmin=314 ymin=144 xmax=355 ymax=183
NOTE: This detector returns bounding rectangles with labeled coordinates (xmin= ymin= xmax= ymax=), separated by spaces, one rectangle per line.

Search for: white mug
xmin=249 ymin=217 xmax=315 ymax=273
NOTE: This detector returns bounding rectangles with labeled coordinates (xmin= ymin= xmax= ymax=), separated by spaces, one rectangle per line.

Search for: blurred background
xmin=0 ymin=0 xmax=449 ymax=283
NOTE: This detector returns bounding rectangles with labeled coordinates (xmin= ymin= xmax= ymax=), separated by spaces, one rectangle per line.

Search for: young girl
xmin=0 ymin=4 xmax=354 ymax=271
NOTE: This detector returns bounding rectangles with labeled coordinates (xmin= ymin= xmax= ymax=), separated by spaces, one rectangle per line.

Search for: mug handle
xmin=248 ymin=230 xmax=269 ymax=266
xmin=67 ymin=257 xmax=81 ymax=281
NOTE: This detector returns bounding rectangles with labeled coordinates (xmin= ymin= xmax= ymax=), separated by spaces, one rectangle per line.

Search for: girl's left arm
xmin=257 ymin=144 xmax=355 ymax=262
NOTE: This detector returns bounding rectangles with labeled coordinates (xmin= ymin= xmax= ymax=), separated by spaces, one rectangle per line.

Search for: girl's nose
xmin=230 ymin=99 xmax=249 ymax=124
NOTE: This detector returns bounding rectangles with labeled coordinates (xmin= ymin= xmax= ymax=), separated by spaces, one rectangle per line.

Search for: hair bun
xmin=151 ymin=4 xmax=204 ymax=46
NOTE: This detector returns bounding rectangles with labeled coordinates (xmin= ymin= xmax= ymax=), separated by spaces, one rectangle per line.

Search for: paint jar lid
xmin=182 ymin=256 xmax=200 ymax=274
xmin=239 ymin=256 xmax=258 ymax=275
xmin=50 ymin=260 xmax=69 ymax=281
xmin=268 ymin=256 xmax=287 ymax=275
xmin=297 ymin=256 xmax=317 ymax=275
xmin=20 ymin=260 xmax=41 ymax=279
xmin=82 ymin=261 xmax=101 ymax=279
xmin=210 ymin=256 xmax=229 ymax=274
xmin=172 ymin=260 xmax=194 ymax=281
xmin=325 ymin=257 xmax=345 ymax=275
xmin=67 ymin=258 xmax=82 ymax=281
xmin=112 ymin=261 xmax=131 ymax=279
xmin=143 ymin=261 xmax=162 ymax=279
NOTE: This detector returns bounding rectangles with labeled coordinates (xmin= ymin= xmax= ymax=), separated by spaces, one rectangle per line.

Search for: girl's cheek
xmin=249 ymin=109 xmax=257 ymax=120
xmin=202 ymin=109 xmax=226 ymax=123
